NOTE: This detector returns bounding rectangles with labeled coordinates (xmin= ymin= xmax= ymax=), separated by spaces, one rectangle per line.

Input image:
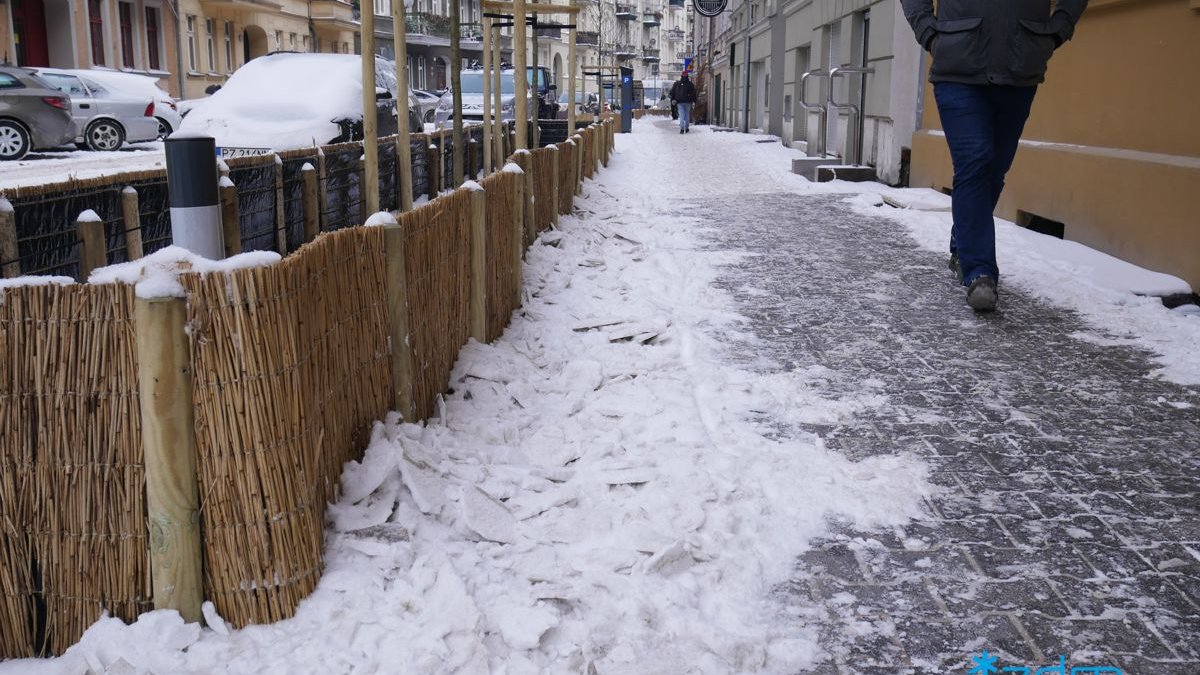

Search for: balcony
xmin=576 ymin=30 xmax=600 ymax=46
xmin=642 ymin=11 xmax=661 ymax=26
xmin=666 ymin=27 xmax=684 ymax=42
xmin=307 ymin=0 xmax=356 ymax=28
xmin=642 ymin=48 xmax=660 ymax=62
xmin=668 ymin=0 xmax=684 ymax=7
xmin=615 ymin=44 xmax=638 ymax=59
xmin=406 ymin=12 xmax=451 ymax=39
xmin=200 ymin=0 xmax=285 ymax=10
xmin=535 ymin=26 xmax=561 ymax=40
xmin=615 ymin=4 xmax=638 ymax=20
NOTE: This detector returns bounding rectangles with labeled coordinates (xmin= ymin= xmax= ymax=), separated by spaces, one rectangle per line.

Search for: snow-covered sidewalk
xmin=6 ymin=117 xmax=1198 ymax=675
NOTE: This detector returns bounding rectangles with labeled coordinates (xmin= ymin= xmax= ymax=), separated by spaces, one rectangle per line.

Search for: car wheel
xmin=155 ymin=117 xmax=172 ymax=139
xmin=424 ymin=110 xmax=434 ymax=123
xmin=84 ymin=119 xmax=125 ymax=152
xmin=0 ymin=120 xmax=31 ymax=161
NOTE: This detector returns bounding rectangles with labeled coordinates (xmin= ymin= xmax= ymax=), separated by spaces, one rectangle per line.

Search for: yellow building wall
xmin=911 ymin=0 xmax=1200 ymax=290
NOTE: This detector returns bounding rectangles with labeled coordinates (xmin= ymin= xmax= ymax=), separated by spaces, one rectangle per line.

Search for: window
xmin=226 ymin=22 xmax=235 ymax=72
xmin=343 ymin=42 xmax=350 ymax=54
xmin=0 ymin=73 xmax=24 ymax=90
xmin=146 ymin=6 xmax=161 ymax=70
xmin=275 ymin=30 xmax=282 ymax=51
xmin=206 ymin=18 xmax=216 ymax=72
xmin=374 ymin=0 xmax=390 ymax=14
xmin=304 ymin=35 xmax=312 ymax=52
xmin=41 ymin=73 xmax=88 ymax=96
xmin=88 ymin=0 xmax=106 ymax=66
xmin=290 ymin=33 xmax=297 ymax=50
xmin=119 ymin=2 xmax=136 ymax=68
xmin=186 ymin=15 xmax=197 ymax=71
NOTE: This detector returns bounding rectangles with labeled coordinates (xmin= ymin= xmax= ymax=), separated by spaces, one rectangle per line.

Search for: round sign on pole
xmin=694 ymin=0 xmax=727 ymax=17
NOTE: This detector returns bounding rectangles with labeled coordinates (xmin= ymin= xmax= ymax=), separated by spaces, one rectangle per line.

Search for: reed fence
xmin=0 ymin=126 xmax=509 ymax=283
xmin=0 ymin=118 xmax=615 ymax=658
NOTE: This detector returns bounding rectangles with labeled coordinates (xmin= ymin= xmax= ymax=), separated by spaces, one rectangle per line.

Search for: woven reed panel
xmin=0 ymin=283 xmax=149 ymax=658
xmin=478 ymin=172 xmax=519 ymax=343
xmin=557 ymin=141 xmax=576 ymax=215
xmin=531 ymin=147 xmax=557 ymax=235
xmin=183 ymin=227 xmax=391 ymax=627
xmin=399 ymin=189 xmax=473 ymax=420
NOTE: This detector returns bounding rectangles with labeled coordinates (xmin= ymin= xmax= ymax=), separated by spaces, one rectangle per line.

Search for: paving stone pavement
xmin=697 ymin=194 xmax=1200 ymax=675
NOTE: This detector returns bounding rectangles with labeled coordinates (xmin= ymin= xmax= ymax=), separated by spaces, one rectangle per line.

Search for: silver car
xmin=69 ymin=69 xmax=182 ymax=139
xmin=412 ymin=89 xmax=441 ymax=124
xmin=0 ymin=66 xmax=74 ymax=160
xmin=434 ymin=69 xmax=535 ymax=129
xmin=33 ymin=67 xmax=159 ymax=151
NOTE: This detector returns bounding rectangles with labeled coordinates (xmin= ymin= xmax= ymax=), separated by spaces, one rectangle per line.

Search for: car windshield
xmin=459 ymin=72 xmax=515 ymax=94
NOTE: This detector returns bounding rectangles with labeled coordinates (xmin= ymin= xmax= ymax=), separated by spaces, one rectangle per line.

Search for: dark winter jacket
xmin=900 ymin=0 xmax=1087 ymax=86
xmin=670 ymin=78 xmax=697 ymax=104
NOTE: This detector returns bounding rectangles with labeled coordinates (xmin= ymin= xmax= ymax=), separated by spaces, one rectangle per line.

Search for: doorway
xmin=242 ymin=25 xmax=268 ymax=64
xmin=11 ymin=0 xmax=51 ymax=66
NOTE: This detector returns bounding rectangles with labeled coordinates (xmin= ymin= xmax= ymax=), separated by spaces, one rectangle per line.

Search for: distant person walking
xmin=670 ymin=73 xmax=697 ymax=134
xmin=901 ymin=0 xmax=1087 ymax=311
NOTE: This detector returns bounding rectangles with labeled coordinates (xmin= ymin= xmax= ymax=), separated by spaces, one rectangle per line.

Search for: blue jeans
xmin=678 ymin=102 xmax=693 ymax=131
xmin=933 ymin=83 xmax=1038 ymax=285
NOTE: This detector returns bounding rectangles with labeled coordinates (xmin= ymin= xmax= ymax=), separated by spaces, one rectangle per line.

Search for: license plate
xmin=218 ymin=146 xmax=273 ymax=158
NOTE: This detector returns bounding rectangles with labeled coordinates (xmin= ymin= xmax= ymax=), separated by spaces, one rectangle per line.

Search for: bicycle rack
xmin=797 ymin=68 xmax=829 ymax=156
xmin=827 ymin=66 xmax=875 ymax=166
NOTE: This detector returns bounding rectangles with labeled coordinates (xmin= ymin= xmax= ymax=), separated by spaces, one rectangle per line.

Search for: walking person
xmin=670 ymin=73 xmax=697 ymax=134
xmin=901 ymin=0 xmax=1087 ymax=311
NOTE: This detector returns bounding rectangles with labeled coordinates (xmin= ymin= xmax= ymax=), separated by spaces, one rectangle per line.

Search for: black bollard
xmin=165 ymin=134 xmax=223 ymax=258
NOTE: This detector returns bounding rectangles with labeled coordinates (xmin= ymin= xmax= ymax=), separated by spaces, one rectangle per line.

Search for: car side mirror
xmin=549 ymin=83 xmax=557 ymax=91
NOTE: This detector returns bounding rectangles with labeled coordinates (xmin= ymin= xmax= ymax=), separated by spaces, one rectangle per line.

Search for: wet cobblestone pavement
xmin=700 ymin=194 xmax=1200 ymax=674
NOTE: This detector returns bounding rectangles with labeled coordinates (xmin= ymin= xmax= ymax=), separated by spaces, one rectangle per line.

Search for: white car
xmin=69 ymin=69 xmax=182 ymax=138
xmin=32 ymin=67 xmax=159 ymax=151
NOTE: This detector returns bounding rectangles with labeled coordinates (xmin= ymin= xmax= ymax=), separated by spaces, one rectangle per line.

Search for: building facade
xmin=910 ymin=0 xmax=1200 ymax=289
xmin=1 ymin=0 xmax=179 ymax=90
xmin=708 ymin=0 xmax=922 ymax=184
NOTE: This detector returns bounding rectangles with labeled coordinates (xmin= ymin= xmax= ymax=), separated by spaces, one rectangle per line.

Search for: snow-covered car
xmin=68 ymin=69 xmax=181 ymax=139
xmin=31 ymin=67 xmax=158 ymax=151
xmin=180 ymin=52 xmax=421 ymax=156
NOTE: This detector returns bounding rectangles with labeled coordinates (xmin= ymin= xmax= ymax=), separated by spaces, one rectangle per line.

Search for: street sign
xmin=694 ymin=0 xmax=727 ymax=17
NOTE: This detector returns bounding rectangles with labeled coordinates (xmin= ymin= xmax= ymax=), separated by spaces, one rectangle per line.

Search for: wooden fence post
xmin=468 ymin=184 xmax=487 ymax=342
xmin=510 ymin=165 xmax=524 ymax=307
xmin=135 ymin=294 xmax=203 ymax=624
xmin=359 ymin=151 xmax=369 ymax=224
xmin=76 ymin=211 xmax=106 ymax=281
xmin=121 ymin=187 xmax=144 ymax=260
xmin=593 ymin=125 xmax=601 ymax=174
xmin=219 ymin=178 xmax=241 ymax=258
xmin=467 ymin=138 xmax=478 ymax=181
xmin=1 ymin=199 xmax=20 ymax=278
xmin=549 ymin=146 xmax=559 ymax=228
xmin=521 ymin=152 xmax=535 ymax=246
xmin=275 ymin=155 xmax=287 ymax=254
xmin=302 ymin=162 xmax=320 ymax=243
xmin=573 ymin=134 xmax=583 ymax=195
xmin=317 ymin=149 xmax=328 ymax=232
xmin=426 ymin=142 xmax=441 ymax=199
xmin=382 ymin=222 xmax=416 ymax=421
